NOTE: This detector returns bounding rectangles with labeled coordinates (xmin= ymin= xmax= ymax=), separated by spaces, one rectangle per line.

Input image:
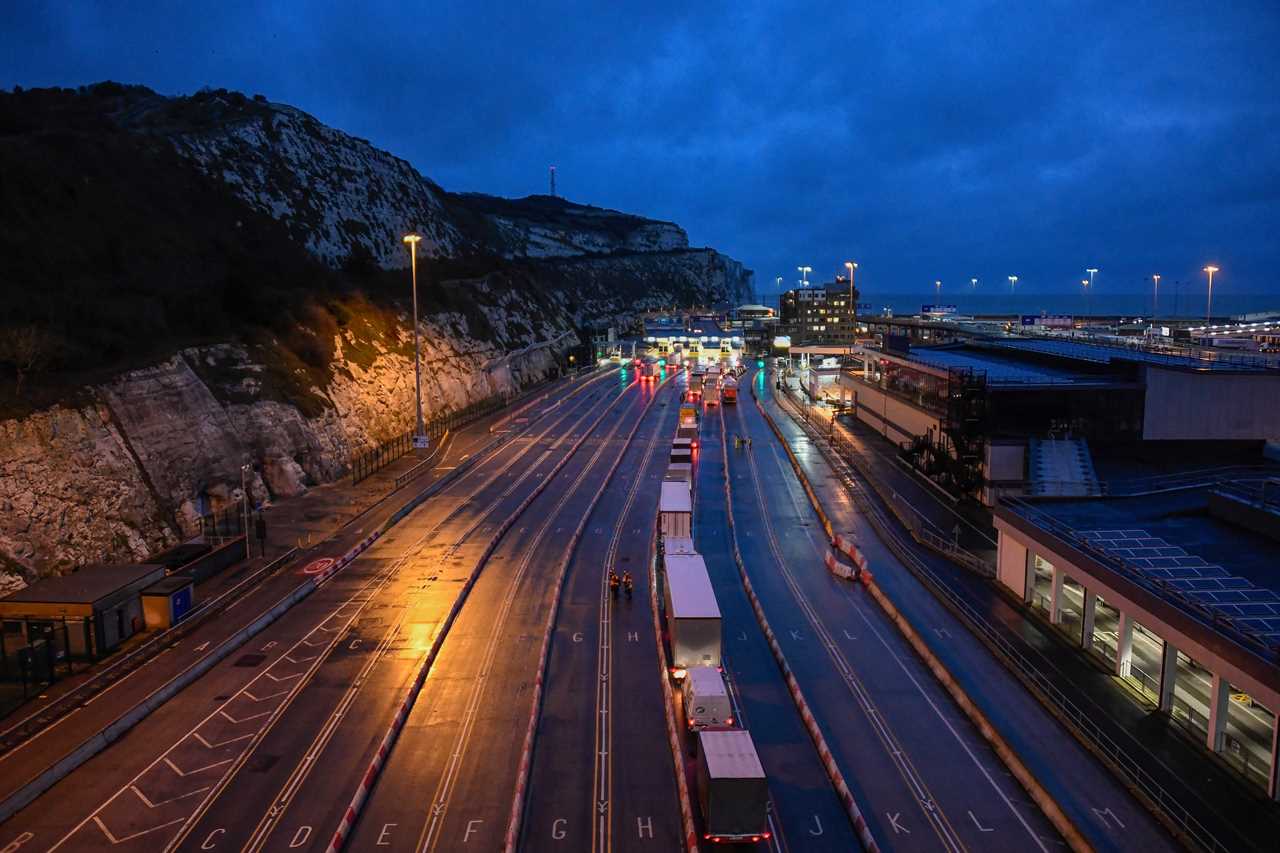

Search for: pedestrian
xmin=254 ymin=512 xmax=267 ymax=557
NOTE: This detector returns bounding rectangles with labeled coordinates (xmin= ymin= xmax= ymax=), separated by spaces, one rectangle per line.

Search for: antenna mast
xmin=549 ymin=165 xmax=557 ymax=197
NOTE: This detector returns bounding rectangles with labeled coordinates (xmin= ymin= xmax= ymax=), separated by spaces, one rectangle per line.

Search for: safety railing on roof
xmin=1001 ymin=496 xmax=1280 ymax=662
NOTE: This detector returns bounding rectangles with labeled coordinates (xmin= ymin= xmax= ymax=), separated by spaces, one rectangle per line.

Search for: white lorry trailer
xmin=663 ymin=553 xmax=721 ymax=677
xmin=696 ymin=730 xmax=770 ymax=844
xmin=683 ymin=665 xmax=733 ymax=730
xmin=659 ymin=480 xmax=693 ymax=539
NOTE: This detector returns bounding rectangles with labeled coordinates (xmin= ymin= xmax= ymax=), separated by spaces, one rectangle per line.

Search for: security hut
xmin=0 ymin=563 xmax=165 ymax=662
xmin=660 ymin=481 xmax=693 ymax=539
xmin=141 ymin=575 xmax=196 ymax=630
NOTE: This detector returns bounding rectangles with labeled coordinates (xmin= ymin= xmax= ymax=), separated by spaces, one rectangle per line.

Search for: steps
xmin=1029 ymin=437 xmax=1100 ymax=496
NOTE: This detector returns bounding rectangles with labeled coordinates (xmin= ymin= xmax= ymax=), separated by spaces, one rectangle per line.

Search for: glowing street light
xmin=797 ymin=266 xmax=812 ymax=288
xmin=1008 ymin=275 xmax=1018 ymax=293
xmin=403 ymin=233 xmax=426 ymax=443
xmin=934 ymin=279 xmax=941 ymax=297
xmin=971 ymin=277 xmax=978 ymax=290
xmin=1152 ymin=274 xmax=1161 ymax=316
xmin=1204 ymin=265 xmax=1219 ymax=325
xmin=1085 ymin=268 xmax=1098 ymax=317
xmin=1081 ymin=279 xmax=1091 ymax=318
xmin=844 ymin=261 xmax=858 ymax=335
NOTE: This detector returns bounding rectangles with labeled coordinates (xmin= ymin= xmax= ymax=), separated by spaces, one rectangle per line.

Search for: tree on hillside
xmin=0 ymin=325 xmax=58 ymax=398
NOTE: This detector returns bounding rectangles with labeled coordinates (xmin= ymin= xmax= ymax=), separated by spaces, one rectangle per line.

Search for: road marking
xmin=131 ymin=785 xmax=210 ymax=808
xmin=92 ymin=815 xmax=186 ymax=844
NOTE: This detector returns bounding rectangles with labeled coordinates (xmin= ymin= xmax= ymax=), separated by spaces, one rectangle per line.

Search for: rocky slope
xmin=0 ymin=83 xmax=752 ymax=582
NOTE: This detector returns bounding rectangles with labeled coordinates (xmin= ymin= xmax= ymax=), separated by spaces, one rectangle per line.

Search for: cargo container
xmin=670 ymin=447 xmax=693 ymax=466
xmin=676 ymin=425 xmax=699 ymax=449
xmin=678 ymin=405 xmax=699 ymax=429
xmin=682 ymin=665 xmax=733 ymax=730
xmin=722 ymin=374 xmax=739 ymax=404
xmin=663 ymin=553 xmax=721 ymax=676
xmin=662 ymin=536 xmax=697 ymax=557
xmin=703 ymin=381 xmax=720 ymax=406
xmin=659 ymin=481 xmax=693 ymax=539
xmin=696 ymin=730 xmax=770 ymax=843
xmin=664 ymin=465 xmax=692 ymax=492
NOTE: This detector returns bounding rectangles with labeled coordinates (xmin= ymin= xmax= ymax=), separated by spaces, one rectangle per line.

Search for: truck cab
xmin=682 ymin=666 xmax=733 ymax=730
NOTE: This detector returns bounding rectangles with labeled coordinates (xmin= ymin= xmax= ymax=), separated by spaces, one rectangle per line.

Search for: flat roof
xmin=2 ymin=564 xmax=165 ymax=606
xmin=143 ymin=576 xmax=195 ymax=596
xmin=666 ymin=558 xmax=720 ymax=618
xmin=1003 ymin=487 xmax=1280 ymax=652
xmin=979 ymin=337 xmax=1278 ymax=373
xmin=699 ymin=730 xmax=765 ymax=780
xmin=905 ymin=345 xmax=1098 ymax=385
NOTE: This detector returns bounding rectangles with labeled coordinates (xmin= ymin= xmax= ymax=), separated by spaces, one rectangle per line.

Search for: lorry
xmin=687 ymin=372 xmax=703 ymax=401
xmin=696 ymin=730 xmax=771 ymax=844
xmin=678 ymin=404 xmax=699 ymax=429
xmin=676 ymin=425 xmax=699 ymax=450
xmin=703 ymin=380 xmax=721 ymax=407
xmin=663 ymin=535 xmax=697 ymax=557
xmin=721 ymin=373 xmax=738 ymax=404
xmin=682 ymin=665 xmax=733 ymax=730
xmin=663 ymin=553 xmax=721 ymax=677
xmin=664 ymin=464 xmax=692 ymax=492
xmin=659 ymin=480 xmax=692 ymax=539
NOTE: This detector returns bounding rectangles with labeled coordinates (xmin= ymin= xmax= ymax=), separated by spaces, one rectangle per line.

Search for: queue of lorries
xmin=655 ymin=398 xmax=771 ymax=845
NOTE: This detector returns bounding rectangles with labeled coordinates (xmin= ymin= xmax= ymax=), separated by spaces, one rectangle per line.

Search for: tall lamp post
xmin=1085 ymin=268 xmax=1098 ymax=318
xmin=1081 ymin=279 xmax=1091 ymax=319
xmin=1008 ymin=275 xmax=1018 ymax=294
xmin=1152 ymin=274 xmax=1161 ymax=317
xmin=798 ymin=265 xmax=812 ymax=288
xmin=844 ymin=261 xmax=857 ymax=341
xmin=971 ymin=277 xmax=978 ymax=290
xmin=934 ymin=279 xmax=941 ymax=299
xmin=403 ymin=233 xmax=427 ymax=444
xmin=1204 ymin=265 xmax=1219 ymax=326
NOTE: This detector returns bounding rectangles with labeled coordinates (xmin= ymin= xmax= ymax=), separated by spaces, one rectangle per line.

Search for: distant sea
xmin=762 ymin=291 xmax=1280 ymax=320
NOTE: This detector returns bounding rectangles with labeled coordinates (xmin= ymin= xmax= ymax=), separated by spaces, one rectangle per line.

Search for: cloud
xmin=3 ymin=0 xmax=1278 ymax=297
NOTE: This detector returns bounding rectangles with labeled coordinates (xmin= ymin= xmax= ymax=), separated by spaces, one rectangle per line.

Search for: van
xmin=683 ymin=666 xmax=733 ymax=730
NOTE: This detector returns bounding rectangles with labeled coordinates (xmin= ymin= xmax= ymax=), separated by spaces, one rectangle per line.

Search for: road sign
xmin=412 ymin=435 xmax=431 ymax=449
xmin=922 ymin=304 xmax=957 ymax=315
xmin=301 ymin=557 xmax=336 ymax=575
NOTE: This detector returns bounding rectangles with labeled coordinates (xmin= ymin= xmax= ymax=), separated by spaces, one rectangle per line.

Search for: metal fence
xmin=349 ymin=391 xmax=516 ymax=485
xmin=771 ymin=387 xmax=1233 ymax=853
xmin=198 ymin=503 xmax=245 ymax=543
xmin=778 ymin=382 xmax=997 ymax=577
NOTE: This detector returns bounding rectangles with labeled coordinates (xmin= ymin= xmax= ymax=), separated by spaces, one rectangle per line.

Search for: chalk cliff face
xmin=0 ymin=83 xmax=753 ymax=583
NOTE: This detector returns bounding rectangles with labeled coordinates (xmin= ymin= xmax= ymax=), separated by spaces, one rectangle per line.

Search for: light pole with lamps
xmin=844 ymin=261 xmax=857 ymax=343
xmin=1008 ymin=275 xmax=1018 ymax=294
xmin=1085 ymin=268 xmax=1098 ymax=317
xmin=1081 ymin=279 xmax=1091 ymax=318
xmin=935 ymin=279 xmax=941 ymax=298
xmin=240 ymin=463 xmax=253 ymax=558
xmin=971 ymin=277 xmax=977 ymax=290
xmin=1152 ymin=274 xmax=1161 ymax=317
xmin=402 ymin=233 xmax=427 ymax=446
xmin=1204 ymin=265 xmax=1219 ymax=325
xmin=798 ymin=265 xmax=812 ymax=288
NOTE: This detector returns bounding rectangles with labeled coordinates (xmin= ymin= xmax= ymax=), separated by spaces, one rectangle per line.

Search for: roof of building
xmin=699 ymin=730 xmax=766 ymax=779
xmin=2 ymin=563 xmax=165 ymax=606
xmin=1002 ymin=486 xmax=1280 ymax=653
xmin=904 ymin=345 xmax=1100 ymax=385
xmin=978 ymin=337 xmax=1278 ymax=373
xmin=142 ymin=575 xmax=195 ymax=596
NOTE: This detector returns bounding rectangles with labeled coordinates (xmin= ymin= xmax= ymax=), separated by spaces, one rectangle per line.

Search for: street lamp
xmin=934 ymin=279 xmax=941 ymax=298
xmin=1152 ymin=274 xmax=1161 ymax=316
xmin=971 ymin=277 xmax=978 ymax=290
xmin=1204 ymin=265 xmax=1219 ymax=325
xmin=403 ymin=233 xmax=426 ymax=444
xmin=798 ymin=265 xmax=812 ymax=288
xmin=1008 ymin=275 xmax=1018 ymax=293
xmin=844 ymin=261 xmax=857 ymax=341
xmin=1085 ymin=268 xmax=1097 ymax=318
xmin=240 ymin=463 xmax=253 ymax=558
xmin=1081 ymin=279 xmax=1090 ymax=318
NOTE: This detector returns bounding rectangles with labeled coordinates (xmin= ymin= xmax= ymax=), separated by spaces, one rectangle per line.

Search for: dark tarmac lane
xmin=0 ymin=371 xmax=623 ymax=853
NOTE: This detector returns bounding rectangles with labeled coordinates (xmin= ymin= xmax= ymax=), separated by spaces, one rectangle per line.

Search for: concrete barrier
xmin=503 ymin=376 xmax=671 ymax=851
xmin=718 ymin=409 xmax=880 ymax=853
xmin=0 ymin=372 xmax=612 ymax=827
xmin=328 ymin=374 xmax=640 ymax=853
xmin=758 ymin=376 xmax=1092 ymax=853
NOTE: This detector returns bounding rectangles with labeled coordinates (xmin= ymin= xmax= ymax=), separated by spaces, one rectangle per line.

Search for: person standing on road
xmin=254 ymin=512 xmax=267 ymax=558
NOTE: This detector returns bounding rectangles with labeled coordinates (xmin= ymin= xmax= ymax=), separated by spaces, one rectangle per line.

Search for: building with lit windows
xmin=779 ymin=281 xmax=859 ymax=346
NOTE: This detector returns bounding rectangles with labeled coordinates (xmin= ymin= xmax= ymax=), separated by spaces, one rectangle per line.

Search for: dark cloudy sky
xmin=4 ymin=2 xmax=1279 ymax=301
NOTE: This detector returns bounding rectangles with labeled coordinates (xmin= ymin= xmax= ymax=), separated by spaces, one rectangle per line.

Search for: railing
xmin=349 ymin=391 xmax=517 ymax=485
xmin=772 ymin=386 xmax=1235 ymax=853
xmin=777 ymin=382 xmax=996 ymax=576
xmin=1001 ymin=496 xmax=1280 ymax=663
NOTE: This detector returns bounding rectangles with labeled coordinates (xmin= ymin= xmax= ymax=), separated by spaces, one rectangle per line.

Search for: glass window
xmin=1089 ymin=594 xmax=1120 ymax=667
xmin=1030 ymin=555 xmax=1054 ymax=616
xmin=1124 ymin=620 xmax=1163 ymax=705
xmin=1058 ymin=575 xmax=1085 ymax=644
xmin=1222 ymin=685 xmax=1275 ymax=792
xmin=1171 ymin=651 xmax=1212 ymax=742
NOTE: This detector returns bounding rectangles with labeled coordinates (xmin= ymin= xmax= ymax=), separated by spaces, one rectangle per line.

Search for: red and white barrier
xmin=718 ymin=413 xmax=880 ymax=853
xmin=823 ymin=548 xmax=860 ymax=581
